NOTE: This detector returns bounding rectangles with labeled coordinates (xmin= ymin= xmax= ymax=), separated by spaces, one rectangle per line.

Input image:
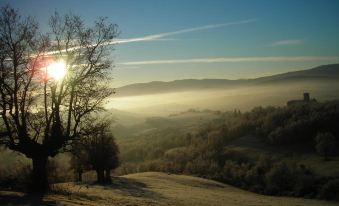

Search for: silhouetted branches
xmin=0 ymin=5 xmax=118 ymax=192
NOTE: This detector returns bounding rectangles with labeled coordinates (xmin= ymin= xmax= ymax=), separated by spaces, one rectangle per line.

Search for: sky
xmin=1 ymin=0 xmax=339 ymax=87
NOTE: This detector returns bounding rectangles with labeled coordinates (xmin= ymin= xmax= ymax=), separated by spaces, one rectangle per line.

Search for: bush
xmin=221 ymin=160 xmax=251 ymax=187
xmin=0 ymin=163 xmax=31 ymax=191
xmin=244 ymin=156 xmax=272 ymax=190
xmin=293 ymin=174 xmax=317 ymax=197
xmin=315 ymin=132 xmax=337 ymax=160
xmin=47 ymin=157 xmax=73 ymax=183
xmin=318 ymin=179 xmax=339 ymax=201
xmin=264 ymin=161 xmax=296 ymax=195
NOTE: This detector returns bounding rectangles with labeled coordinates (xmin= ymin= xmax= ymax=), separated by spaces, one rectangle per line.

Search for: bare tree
xmin=0 ymin=5 xmax=118 ymax=192
xmin=71 ymin=117 xmax=119 ymax=183
xmin=70 ymin=141 xmax=89 ymax=182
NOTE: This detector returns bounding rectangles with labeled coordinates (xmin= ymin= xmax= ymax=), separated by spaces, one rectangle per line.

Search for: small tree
xmin=70 ymin=142 xmax=89 ymax=182
xmin=315 ymin=132 xmax=336 ymax=160
xmin=0 ymin=5 xmax=118 ymax=192
xmin=71 ymin=117 xmax=119 ymax=183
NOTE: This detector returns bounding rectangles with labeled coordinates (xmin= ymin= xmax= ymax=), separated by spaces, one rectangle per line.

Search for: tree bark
xmin=78 ymin=171 xmax=83 ymax=182
xmin=105 ymin=169 xmax=111 ymax=183
xmin=96 ymin=169 xmax=105 ymax=183
xmin=31 ymin=156 xmax=49 ymax=193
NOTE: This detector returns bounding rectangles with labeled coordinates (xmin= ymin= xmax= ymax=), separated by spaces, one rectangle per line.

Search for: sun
xmin=47 ymin=60 xmax=66 ymax=81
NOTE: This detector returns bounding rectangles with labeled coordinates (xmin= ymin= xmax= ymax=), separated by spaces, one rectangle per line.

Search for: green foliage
xmin=315 ymin=132 xmax=337 ymax=159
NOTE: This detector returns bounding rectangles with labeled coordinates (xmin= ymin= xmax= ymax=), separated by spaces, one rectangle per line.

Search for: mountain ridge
xmin=115 ymin=63 xmax=339 ymax=97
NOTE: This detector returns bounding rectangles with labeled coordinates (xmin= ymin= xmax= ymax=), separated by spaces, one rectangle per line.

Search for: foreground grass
xmin=0 ymin=172 xmax=337 ymax=206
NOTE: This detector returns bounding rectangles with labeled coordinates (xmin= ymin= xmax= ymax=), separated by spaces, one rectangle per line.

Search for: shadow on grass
xmin=0 ymin=192 xmax=56 ymax=206
xmin=90 ymin=176 xmax=164 ymax=199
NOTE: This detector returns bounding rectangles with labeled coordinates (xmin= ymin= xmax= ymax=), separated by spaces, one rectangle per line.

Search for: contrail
xmin=44 ymin=18 xmax=257 ymax=55
xmin=120 ymin=56 xmax=339 ymax=65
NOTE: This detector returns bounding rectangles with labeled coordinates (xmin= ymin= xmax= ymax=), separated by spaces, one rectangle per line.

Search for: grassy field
xmin=0 ymin=172 xmax=337 ymax=206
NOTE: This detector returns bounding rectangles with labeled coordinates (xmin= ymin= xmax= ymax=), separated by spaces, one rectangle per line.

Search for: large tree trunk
xmin=96 ymin=169 xmax=105 ymax=183
xmin=78 ymin=171 xmax=83 ymax=182
xmin=105 ymin=169 xmax=111 ymax=183
xmin=31 ymin=156 xmax=49 ymax=193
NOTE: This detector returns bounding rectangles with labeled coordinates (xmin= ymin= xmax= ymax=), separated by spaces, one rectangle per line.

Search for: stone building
xmin=287 ymin=92 xmax=317 ymax=106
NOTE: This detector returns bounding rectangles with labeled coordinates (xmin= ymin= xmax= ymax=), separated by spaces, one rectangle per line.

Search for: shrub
xmin=47 ymin=157 xmax=73 ymax=183
xmin=315 ymin=132 xmax=337 ymax=160
xmin=293 ymin=174 xmax=317 ymax=197
xmin=318 ymin=179 xmax=339 ymax=201
xmin=264 ymin=161 xmax=296 ymax=195
xmin=245 ymin=156 xmax=272 ymax=190
xmin=0 ymin=163 xmax=31 ymax=191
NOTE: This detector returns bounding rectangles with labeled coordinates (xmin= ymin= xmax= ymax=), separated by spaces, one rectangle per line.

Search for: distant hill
xmin=115 ymin=79 xmax=249 ymax=97
xmin=253 ymin=63 xmax=339 ymax=84
xmin=115 ymin=64 xmax=339 ymax=97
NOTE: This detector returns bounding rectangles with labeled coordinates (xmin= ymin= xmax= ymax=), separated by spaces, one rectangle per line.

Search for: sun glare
xmin=47 ymin=60 xmax=66 ymax=81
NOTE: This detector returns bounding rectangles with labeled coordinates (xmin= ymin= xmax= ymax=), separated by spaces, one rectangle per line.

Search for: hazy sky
xmin=1 ymin=0 xmax=339 ymax=86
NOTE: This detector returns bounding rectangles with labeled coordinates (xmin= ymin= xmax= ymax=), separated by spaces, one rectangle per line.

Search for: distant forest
xmin=116 ymin=101 xmax=339 ymax=200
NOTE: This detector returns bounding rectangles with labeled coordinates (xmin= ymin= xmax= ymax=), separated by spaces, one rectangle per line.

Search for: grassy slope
xmin=0 ymin=172 xmax=336 ymax=206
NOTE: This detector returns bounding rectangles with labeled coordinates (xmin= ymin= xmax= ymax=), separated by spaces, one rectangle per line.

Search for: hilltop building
xmin=287 ymin=92 xmax=317 ymax=106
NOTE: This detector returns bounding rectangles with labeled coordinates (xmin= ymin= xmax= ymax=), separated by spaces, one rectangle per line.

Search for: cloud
xmin=120 ymin=56 xmax=339 ymax=65
xmin=112 ymin=18 xmax=257 ymax=44
xmin=269 ymin=39 xmax=304 ymax=47
xmin=43 ymin=19 xmax=257 ymax=55
xmin=117 ymin=65 xmax=140 ymax=69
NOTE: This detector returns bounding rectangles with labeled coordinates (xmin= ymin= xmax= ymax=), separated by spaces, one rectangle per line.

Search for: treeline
xmin=116 ymin=101 xmax=339 ymax=200
xmin=252 ymin=101 xmax=339 ymax=146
